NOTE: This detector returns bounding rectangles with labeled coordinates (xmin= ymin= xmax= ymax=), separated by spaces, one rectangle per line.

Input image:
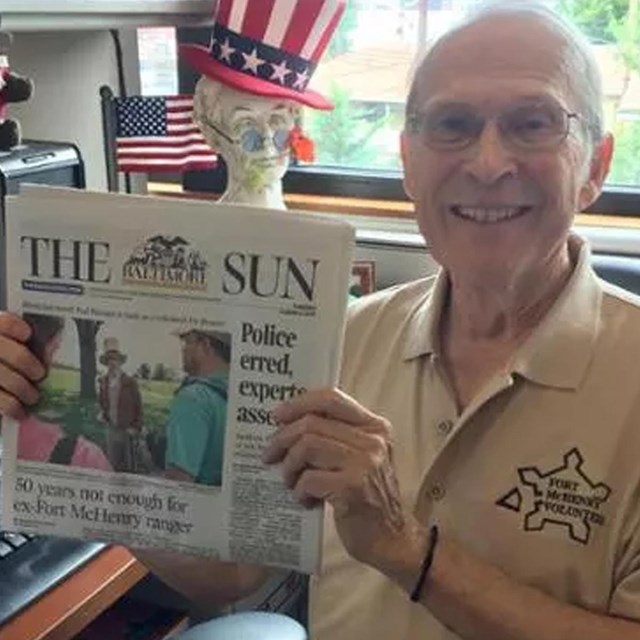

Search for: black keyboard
xmin=0 ymin=530 xmax=105 ymax=625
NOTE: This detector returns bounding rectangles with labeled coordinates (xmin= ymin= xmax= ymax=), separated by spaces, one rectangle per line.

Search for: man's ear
xmin=400 ymin=131 xmax=416 ymax=201
xmin=578 ymin=133 xmax=614 ymax=211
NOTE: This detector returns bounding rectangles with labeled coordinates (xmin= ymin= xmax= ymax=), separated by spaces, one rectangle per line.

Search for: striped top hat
xmin=180 ymin=0 xmax=346 ymax=110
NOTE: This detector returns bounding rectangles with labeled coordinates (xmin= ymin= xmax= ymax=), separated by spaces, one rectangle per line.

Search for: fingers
xmin=272 ymin=388 xmax=383 ymax=428
xmin=0 ymin=311 xmax=45 ymax=381
xmin=0 ymin=312 xmax=32 ymax=343
xmin=291 ymin=469 xmax=346 ymax=504
xmin=0 ymin=361 xmax=40 ymax=406
xmin=265 ymin=389 xmax=395 ymax=514
xmin=262 ymin=413 xmax=384 ymax=465
xmin=264 ymin=413 xmax=391 ymax=508
xmin=0 ymin=389 xmax=30 ymax=420
xmin=279 ymin=432 xmax=358 ymax=489
xmin=0 ymin=313 xmax=45 ymax=419
xmin=0 ymin=333 xmax=46 ymax=382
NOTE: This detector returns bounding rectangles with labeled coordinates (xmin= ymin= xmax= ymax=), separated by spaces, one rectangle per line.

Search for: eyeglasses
xmin=406 ymin=101 xmax=582 ymax=151
xmin=200 ymin=116 xmax=291 ymax=153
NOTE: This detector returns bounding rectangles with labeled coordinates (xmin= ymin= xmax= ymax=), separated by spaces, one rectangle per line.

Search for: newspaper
xmin=0 ymin=185 xmax=354 ymax=573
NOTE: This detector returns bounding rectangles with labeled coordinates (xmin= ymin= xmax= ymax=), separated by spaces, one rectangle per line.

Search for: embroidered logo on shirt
xmin=496 ymin=448 xmax=612 ymax=544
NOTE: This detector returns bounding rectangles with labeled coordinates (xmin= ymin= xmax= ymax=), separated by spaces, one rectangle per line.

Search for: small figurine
xmin=0 ymin=32 xmax=34 ymax=152
xmin=181 ymin=0 xmax=345 ymax=209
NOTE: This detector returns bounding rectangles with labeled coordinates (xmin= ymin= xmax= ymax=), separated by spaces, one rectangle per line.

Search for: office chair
xmin=175 ymin=611 xmax=307 ymax=639
xmin=591 ymin=253 xmax=640 ymax=295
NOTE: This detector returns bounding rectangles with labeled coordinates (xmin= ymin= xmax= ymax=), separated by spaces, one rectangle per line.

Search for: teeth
xmin=454 ymin=206 xmax=524 ymax=223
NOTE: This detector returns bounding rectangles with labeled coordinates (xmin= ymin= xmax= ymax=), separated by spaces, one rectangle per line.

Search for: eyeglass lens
xmin=411 ymin=101 xmax=571 ymax=149
xmin=239 ymin=127 xmax=291 ymax=153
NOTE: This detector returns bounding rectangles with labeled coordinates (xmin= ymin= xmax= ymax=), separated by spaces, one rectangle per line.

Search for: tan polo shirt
xmin=310 ymin=235 xmax=640 ymax=640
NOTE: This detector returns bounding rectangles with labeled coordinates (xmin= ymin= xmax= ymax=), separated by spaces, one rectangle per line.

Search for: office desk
xmin=0 ymin=546 xmax=148 ymax=640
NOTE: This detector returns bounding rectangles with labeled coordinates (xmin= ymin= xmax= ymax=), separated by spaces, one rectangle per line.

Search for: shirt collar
xmin=402 ymin=234 xmax=602 ymax=390
xmin=512 ymin=235 xmax=601 ymax=389
xmin=403 ymin=269 xmax=448 ymax=361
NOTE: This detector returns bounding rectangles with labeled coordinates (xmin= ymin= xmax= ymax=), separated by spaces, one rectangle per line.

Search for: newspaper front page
xmin=1 ymin=185 xmax=354 ymax=573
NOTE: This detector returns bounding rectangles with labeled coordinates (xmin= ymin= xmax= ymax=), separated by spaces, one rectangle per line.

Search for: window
xmin=305 ymin=0 xmax=640 ymax=188
xmin=555 ymin=0 xmax=640 ymax=188
xmin=139 ymin=0 xmax=640 ymax=210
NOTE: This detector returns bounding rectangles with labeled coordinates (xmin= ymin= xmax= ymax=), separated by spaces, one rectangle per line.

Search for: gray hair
xmin=406 ymin=1 xmax=604 ymax=147
xmin=192 ymin=75 xmax=302 ymax=151
xmin=193 ymin=76 xmax=226 ymax=135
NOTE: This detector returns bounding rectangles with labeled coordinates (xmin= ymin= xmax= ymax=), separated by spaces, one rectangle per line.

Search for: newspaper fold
xmin=1 ymin=185 xmax=354 ymax=573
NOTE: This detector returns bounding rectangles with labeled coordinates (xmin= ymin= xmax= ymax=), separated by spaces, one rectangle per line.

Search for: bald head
xmin=407 ymin=3 xmax=604 ymax=147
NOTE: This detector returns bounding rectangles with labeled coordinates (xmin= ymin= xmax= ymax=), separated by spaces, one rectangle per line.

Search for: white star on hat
xmin=242 ymin=48 xmax=263 ymax=74
xmin=270 ymin=60 xmax=290 ymax=85
xmin=293 ymin=68 xmax=310 ymax=90
xmin=218 ymin=39 xmax=234 ymax=63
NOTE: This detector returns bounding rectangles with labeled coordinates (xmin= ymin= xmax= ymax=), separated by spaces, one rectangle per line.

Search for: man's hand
xmin=263 ymin=388 xmax=426 ymax=576
xmin=0 ymin=312 xmax=45 ymax=420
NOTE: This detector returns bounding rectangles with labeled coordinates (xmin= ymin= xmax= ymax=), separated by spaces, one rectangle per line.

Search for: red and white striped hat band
xmin=179 ymin=0 xmax=346 ymax=110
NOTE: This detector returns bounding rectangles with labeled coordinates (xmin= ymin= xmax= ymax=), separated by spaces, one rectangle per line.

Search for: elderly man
xmin=1 ymin=4 xmax=640 ymax=639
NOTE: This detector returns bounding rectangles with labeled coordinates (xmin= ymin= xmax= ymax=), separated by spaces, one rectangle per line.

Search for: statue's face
xmin=196 ymin=80 xmax=298 ymax=187
xmin=224 ymin=96 xmax=295 ymax=183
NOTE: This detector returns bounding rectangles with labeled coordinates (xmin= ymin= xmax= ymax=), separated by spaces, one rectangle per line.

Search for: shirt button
xmin=437 ymin=420 xmax=453 ymax=435
xmin=430 ymin=483 xmax=446 ymax=501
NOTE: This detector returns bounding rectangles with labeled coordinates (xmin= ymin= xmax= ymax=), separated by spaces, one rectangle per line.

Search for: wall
xmin=9 ymin=30 xmax=141 ymax=191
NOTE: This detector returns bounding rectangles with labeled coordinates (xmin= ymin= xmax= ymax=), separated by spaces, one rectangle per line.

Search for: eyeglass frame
xmin=404 ymin=99 xmax=584 ymax=152
xmin=199 ymin=114 xmax=292 ymax=154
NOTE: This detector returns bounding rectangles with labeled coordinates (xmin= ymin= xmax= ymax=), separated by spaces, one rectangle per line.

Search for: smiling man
xmin=2 ymin=4 xmax=640 ymax=640
xmin=288 ymin=4 xmax=640 ymax=638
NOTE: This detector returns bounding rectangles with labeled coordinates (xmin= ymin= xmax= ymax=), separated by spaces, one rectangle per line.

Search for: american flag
xmin=115 ymin=94 xmax=217 ymax=173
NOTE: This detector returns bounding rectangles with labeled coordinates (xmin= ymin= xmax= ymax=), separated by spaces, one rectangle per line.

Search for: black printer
xmin=0 ymin=140 xmax=85 ymax=307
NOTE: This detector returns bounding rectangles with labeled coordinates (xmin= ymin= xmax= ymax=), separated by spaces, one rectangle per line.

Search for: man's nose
xmin=462 ymin=120 xmax=518 ymax=185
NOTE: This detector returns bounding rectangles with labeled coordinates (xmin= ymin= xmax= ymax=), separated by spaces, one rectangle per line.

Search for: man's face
xmin=106 ymin=355 xmax=122 ymax=374
xmin=181 ymin=333 xmax=206 ymax=376
xmin=401 ymin=15 xmax=613 ymax=283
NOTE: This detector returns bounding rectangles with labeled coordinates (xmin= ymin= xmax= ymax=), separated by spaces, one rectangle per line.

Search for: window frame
xmin=174 ymin=17 xmax=640 ymax=218
xmin=176 ymin=163 xmax=640 ymax=217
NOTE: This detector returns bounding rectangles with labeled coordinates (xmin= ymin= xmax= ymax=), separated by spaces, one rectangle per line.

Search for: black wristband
xmin=409 ymin=525 xmax=439 ymax=603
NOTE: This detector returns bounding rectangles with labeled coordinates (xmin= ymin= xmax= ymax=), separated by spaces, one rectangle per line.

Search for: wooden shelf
xmin=0 ymin=546 xmax=148 ymax=640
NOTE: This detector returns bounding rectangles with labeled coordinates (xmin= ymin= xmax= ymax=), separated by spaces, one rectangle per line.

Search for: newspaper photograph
xmin=1 ymin=185 xmax=354 ymax=573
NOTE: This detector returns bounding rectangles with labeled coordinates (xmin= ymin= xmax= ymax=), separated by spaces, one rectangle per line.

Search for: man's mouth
xmin=450 ymin=205 xmax=532 ymax=223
